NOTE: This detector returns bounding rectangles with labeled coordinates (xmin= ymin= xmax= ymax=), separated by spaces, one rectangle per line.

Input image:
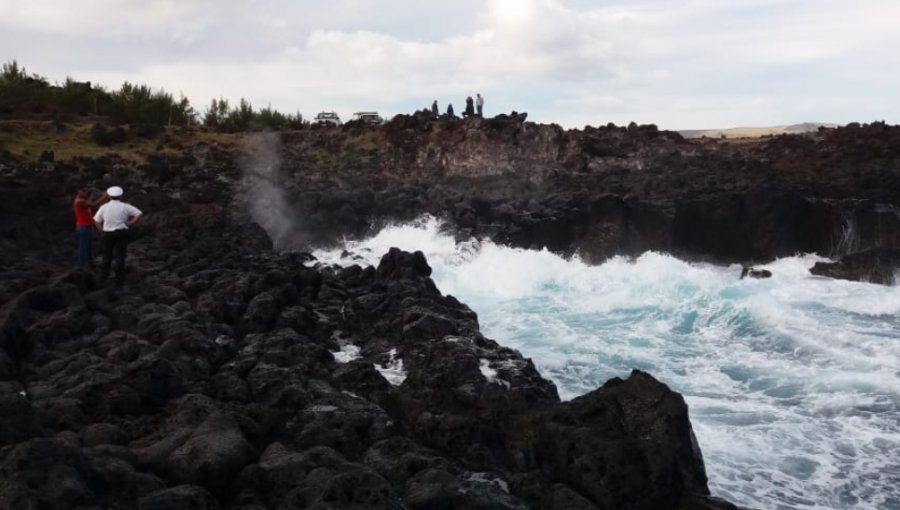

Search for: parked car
xmin=315 ymin=111 xmax=342 ymax=126
xmin=352 ymin=111 xmax=384 ymax=125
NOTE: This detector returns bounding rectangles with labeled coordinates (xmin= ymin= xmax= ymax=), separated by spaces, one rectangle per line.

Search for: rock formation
xmin=0 ymin=200 xmax=739 ymax=509
xmin=2 ymin=116 xmax=898 ymax=509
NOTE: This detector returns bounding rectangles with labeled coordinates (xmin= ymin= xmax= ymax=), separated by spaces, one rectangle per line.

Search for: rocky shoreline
xmin=0 ymin=212 xmax=738 ymax=509
xmin=1 ymin=116 xmax=898 ymax=508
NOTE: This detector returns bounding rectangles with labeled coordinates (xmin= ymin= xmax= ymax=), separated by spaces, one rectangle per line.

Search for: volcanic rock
xmin=10 ymin=117 xmax=899 ymax=509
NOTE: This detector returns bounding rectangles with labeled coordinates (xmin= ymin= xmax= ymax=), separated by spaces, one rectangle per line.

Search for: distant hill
xmin=679 ymin=122 xmax=840 ymax=139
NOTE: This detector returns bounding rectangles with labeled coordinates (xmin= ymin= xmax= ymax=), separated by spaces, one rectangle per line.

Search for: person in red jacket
xmin=73 ymin=187 xmax=108 ymax=269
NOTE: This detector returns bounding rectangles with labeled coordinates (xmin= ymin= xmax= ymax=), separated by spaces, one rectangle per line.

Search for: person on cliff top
xmin=463 ymin=96 xmax=475 ymax=117
xmin=73 ymin=187 xmax=108 ymax=269
xmin=446 ymin=103 xmax=455 ymax=118
xmin=476 ymin=93 xmax=484 ymax=117
xmin=431 ymin=100 xmax=439 ymax=118
xmin=93 ymin=186 xmax=142 ymax=286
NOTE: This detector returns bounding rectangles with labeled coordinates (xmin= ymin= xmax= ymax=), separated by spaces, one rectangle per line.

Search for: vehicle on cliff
xmin=352 ymin=111 xmax=384 ymax=125
xmin=314 ymin=111 xmax=341 ymax=126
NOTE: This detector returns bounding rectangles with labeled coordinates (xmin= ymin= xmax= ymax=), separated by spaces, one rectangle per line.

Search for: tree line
xmin=0 ymin=60 xmax=308 ymax=130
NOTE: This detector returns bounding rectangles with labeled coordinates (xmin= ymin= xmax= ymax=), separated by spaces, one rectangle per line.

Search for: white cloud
xmin=1 ymin=0 xmax=899 ymax=128
xmin=0 ymin=0 xmax=246 ymax=40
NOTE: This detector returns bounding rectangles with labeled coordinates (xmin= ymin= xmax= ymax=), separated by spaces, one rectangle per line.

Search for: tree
xmin=223 ymin=98 xmax=254 ymax=131
xmin=0 ymin=60 xmax=50 ymax=113
xmin=204 ymin=97 xmax=231 ymax=128
xmin=0 ymin=60 xmax=27 ymax=82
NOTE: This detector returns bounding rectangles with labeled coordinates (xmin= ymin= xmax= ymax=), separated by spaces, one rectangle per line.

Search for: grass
xmin=0 ymin=118 xmax=242 ymax=163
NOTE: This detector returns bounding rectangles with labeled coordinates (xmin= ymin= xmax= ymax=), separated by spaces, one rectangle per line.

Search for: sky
xmin=2 ymin=0 xmax=899 ymax=130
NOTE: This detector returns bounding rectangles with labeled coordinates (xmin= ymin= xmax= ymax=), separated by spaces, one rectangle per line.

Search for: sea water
xmin=313 ymin=216 xmax=900 ymax=510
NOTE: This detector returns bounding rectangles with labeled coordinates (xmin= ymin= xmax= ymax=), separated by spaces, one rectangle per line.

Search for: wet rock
xmin=810 ymin=247 xmax=900 ymax=285
xmin=740 ymin=266 xmax=773 ymax=279
xmin=524 ymin=370 xmax=709 ymax=509
xmin=376 ymin=248 xmax=432 ymax=280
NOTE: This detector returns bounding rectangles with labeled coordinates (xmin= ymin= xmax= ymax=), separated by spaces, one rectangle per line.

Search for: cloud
xmin=0 ymin=0 xmax=254 ymax=40
xmin=2 ymin=0 xmax=899 ymax=128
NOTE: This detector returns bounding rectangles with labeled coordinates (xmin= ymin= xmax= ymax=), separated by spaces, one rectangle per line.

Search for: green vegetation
xmin=203 ymin=98 xmax=308 ymax=131
xmin=0 ymin=60 xmax=194 ymax=126
xmin=0 ymin=60 xmax=308 ymax=131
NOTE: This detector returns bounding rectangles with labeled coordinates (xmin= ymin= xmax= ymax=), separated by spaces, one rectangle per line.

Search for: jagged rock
xmin=404 ymin=468 xmax=528 ymax=510
xmin=376 ymin=248 xmax=432 ymax=280
xmin=10 ymin=119 xmax=898 ymax=510
xmin=810 ymin=247 xmax=900 ymax=284
xmin=165 ymin=412 xmax=258 ymax=494
xmin=0 ymin=437 xmax=161 ymax=509
xmin=292 ymin=466 xmax=400 ymax=509
xmin=740 ymin=266 xmax=772 ymax=279
xmin=521 ymin=370 xmax=710 ymax=509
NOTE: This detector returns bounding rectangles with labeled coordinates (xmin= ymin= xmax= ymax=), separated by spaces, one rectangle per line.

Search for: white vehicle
xmin=315 ymin=111 xmax=342 ymax=126
xmin=353 ymin=111 xmax=384 ymax=125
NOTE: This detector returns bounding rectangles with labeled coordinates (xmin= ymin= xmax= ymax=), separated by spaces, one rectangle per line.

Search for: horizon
xmin=2 ymin=1 xmax=899 ymax=130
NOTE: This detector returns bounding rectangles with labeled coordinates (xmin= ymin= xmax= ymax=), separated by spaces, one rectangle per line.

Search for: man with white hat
xmin=92 ymin=185 xmax=143 ymax=285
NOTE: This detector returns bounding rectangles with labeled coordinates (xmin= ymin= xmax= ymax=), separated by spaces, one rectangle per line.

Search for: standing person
xmin=431 ymin=100 xmax=439 ymax=118
xmin=446 ymin=103 xmax=455 ymax=118
xmin=476 ymin=93 xmax=484 ymax=117
xmin=72 ymin=187 xmax=107 ymax=269
xmin=93 ymin=186 xmax=142 ymax=286
xmin=464 ymin=96 xmax=475 ymax=117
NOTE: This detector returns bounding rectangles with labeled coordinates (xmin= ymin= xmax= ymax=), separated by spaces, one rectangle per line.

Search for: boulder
xmin=166 ymin=412 xmax=258 ymax=495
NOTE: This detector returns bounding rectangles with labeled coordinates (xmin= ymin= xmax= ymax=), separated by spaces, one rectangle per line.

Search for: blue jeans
xmin=76 ymin=226 xmax=93 ymax=268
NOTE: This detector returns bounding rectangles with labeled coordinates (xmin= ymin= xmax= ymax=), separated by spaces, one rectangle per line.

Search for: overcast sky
xmin=2 ymin=0 xmax=898 ymax=129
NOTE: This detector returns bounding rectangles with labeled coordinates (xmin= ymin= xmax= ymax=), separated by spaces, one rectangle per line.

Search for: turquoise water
xmin=314 ymin=217 xmax=900 ymax=510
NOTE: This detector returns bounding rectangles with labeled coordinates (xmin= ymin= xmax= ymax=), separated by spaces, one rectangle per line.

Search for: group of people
xmin=73 ymin=185 xmax=143 ymax=286
xmin=431 ymin=93 xmax=484 ymax=119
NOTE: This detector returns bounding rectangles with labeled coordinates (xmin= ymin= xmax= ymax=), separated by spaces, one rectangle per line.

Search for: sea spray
xmin=239 ymin=132 xmax=306 ymax=251
xmin=312 ymin=216 xmax=900 ymax=510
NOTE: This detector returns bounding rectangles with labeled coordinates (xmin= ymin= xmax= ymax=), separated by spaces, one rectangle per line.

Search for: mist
xmin=238 ymin=132 xmax=306 ymax=251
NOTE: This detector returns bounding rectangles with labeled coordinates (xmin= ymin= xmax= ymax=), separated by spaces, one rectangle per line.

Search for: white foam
xmin=376 ymin=348 xmax=407 ymax=386
xmin=479 ymin=359 xmax=510 ymax=389
xmin=313 ymin=216 xmax=900 ymax=510
xmin=332 ymin=343 xmax=360 ymax=364
xmin=465 ymin=472 xmax=510 ymax=493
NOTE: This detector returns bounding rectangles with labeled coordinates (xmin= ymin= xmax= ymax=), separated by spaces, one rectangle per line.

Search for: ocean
xmin=313 ymin=216 xmax=900 ymax=510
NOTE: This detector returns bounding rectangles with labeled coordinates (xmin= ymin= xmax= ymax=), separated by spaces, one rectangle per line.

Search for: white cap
xmin=107 ymin=186 xmax=124 ymax=197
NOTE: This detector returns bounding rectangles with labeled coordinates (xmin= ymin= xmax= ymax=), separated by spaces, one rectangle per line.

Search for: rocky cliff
xmin=274 ymin=114 xmax=900 ymax=274
xmin=1 ymin=115 xmax=898 ymax=509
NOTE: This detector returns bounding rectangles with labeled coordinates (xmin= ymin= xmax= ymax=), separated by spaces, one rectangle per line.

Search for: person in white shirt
xmin=476 ymin=93 xmax=484 ymax=117
xmin=93 ymin=186 xmax=142 ymax=285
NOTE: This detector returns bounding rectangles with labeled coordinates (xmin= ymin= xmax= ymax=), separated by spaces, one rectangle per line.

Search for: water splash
xmin=239 ymin=132 xmax=306 ymax=251
xmin=313 ymin=216 xmax=900 ymax=510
